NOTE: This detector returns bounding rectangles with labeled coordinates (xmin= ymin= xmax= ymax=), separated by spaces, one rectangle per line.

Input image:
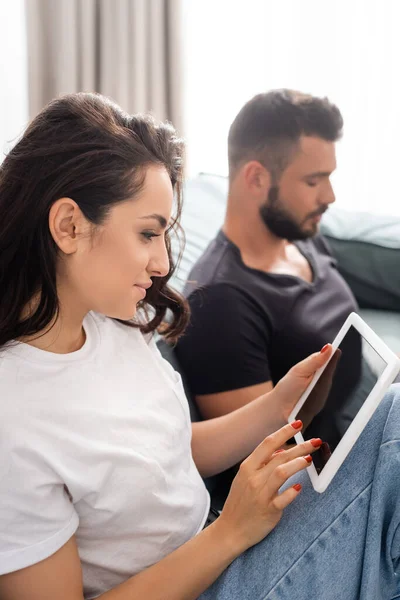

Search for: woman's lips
xmin=134 ymin=282 xmax=152 ymax=299
xmin=134 ymin=285 xmax=147 ymax=299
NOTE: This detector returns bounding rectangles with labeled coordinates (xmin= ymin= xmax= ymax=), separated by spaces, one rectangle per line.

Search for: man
xmin=175 ymin=89 xmax=362 ymax=450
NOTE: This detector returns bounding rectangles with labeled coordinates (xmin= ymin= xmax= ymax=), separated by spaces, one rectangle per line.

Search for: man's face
xmin=260 ymin=136 xmax=337 ymax=241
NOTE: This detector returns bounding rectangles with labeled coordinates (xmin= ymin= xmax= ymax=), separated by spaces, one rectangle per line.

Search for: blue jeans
xmin=200 ymin=384 xmax=400 ymax=600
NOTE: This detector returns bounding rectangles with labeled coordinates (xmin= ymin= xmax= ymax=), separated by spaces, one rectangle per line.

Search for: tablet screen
xmin=294 ymin=325 xmax=388 ymax=474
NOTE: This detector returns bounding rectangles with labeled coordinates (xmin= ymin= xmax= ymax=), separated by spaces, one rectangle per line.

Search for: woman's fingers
xmin=255 ymin=438 xmax=322 ymax=498
xmin=273 ymin=344 xmax=334 ymax=422
xmin=267 ymin=454 xmax=313 ymax=493
xmin=272 ymin=484 xmax=302 ymax=511
xmin=290 ymin=343 xmax=333 ymax=380
xmin=220 ymin=433 xmax=322 ymax=552
xmin=271 ymin=438 xmax=322 ymax=463
xmin=243 ymin=420 xmax=304 ymax=471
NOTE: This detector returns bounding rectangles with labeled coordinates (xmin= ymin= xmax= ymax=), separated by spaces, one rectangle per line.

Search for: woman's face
xmin=53 ymin=165 xmax=172 ymax=320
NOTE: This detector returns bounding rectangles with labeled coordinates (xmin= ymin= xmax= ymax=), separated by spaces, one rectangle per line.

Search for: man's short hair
xmin=228 ymin=89 xmax=343 ymax=182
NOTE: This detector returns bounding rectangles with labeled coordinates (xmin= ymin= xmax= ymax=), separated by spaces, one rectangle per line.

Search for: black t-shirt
xmin=175 ymin=230 xmax=361 ymax=446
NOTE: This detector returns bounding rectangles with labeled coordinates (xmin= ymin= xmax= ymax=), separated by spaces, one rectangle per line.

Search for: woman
xmin=0 ymin=93 xmax=399 ymax=600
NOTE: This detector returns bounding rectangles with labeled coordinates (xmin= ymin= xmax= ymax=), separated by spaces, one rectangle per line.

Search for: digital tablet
xmin=288 ymin=312 xmax=400 ymax=493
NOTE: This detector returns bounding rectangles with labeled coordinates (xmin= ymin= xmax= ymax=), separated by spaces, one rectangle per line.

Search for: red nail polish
xmin=310 ymin=438 xmax=322 ymax=448
xmin=291 ymin=420 xmax=303 ymax=430
xmin=320 ymin=344 xmax=330 ymax=354
xmin=293 ymin=483 xmax=302 ymax=492
xmin=305 ymin=455 xmax=313 ymax=463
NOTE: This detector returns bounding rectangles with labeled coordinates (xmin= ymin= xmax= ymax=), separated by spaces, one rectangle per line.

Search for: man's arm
xmin=175 ymin=283 xmax=274 ymax=418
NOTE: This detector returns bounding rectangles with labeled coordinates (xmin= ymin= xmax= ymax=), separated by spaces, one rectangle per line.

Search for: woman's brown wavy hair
xmin=0 ymin=92 xmax=188 ymax=347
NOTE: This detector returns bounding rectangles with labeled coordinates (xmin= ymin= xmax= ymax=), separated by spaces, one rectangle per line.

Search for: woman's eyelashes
xmin=141 ymin=230 xmax=161 ymax=242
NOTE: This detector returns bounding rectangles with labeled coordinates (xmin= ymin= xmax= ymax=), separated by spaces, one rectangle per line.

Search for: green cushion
xmin=321 ymin=208 xmax=400 ymax=311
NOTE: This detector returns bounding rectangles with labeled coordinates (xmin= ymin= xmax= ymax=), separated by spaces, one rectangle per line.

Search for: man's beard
xmin=259 ymin=186 xmax=326 ymax=241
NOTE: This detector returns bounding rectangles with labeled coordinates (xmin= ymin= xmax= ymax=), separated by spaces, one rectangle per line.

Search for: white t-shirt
xmin=0 ymin=313 xmax=210 ymax=599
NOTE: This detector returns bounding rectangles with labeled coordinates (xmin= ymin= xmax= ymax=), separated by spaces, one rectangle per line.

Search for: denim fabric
xmin=200 ymin=384 xmax=400 ymax=600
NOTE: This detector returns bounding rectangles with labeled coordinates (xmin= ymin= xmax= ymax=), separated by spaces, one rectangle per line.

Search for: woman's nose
xmin=149 ymin=239 xmax=170 ymax=278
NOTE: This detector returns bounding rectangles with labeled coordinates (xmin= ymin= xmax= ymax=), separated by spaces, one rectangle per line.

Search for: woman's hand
xmin=296 ymin=348 xmax=342 ymax=429
xmin=191 ymin=345 xmax=334 ymax=481
xmin=215 ymin=420 xmax=322 ymax=554
xmin=273 ymin=344 xmax=334 ymax=421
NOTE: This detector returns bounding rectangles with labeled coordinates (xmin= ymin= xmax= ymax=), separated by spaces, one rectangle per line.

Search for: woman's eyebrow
xmin=139 ymin=214 xmax=168 ymax=228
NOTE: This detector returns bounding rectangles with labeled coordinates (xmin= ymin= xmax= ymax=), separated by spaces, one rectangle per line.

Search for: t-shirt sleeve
xmin=175 ymin=283 xmax=272 ymax=395
xmin=146 ymin=333 xmax=187 ymax=396
xmin=0 ymin=439 xmax=79 ymax=575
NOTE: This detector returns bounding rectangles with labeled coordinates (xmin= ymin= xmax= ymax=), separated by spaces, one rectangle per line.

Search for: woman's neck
xmin=24 ymin=318 xmax=87 ymax=354
xmin=21 ymin=292 xmax=87 ymax=354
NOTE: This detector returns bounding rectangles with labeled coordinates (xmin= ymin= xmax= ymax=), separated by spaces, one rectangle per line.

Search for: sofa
xmin=159 ymin=172 xmax=400 ymax=506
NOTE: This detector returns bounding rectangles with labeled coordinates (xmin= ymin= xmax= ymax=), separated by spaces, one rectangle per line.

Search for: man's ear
xmin=242 ymin=161 xmax=271 ymax=197
xmin=48 ymin=198 xmax=87 ymax=254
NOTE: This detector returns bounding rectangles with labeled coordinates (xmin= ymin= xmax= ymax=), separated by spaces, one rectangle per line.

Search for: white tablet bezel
xmin=288 ymin=311 xmax=400 ymax=493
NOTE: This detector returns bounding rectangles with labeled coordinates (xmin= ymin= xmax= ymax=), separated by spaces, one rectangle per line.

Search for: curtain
xmin=0 ymin=0 xmax=28 ymax=158
xmin=25 ymin=0 xmax=183 ymax=133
